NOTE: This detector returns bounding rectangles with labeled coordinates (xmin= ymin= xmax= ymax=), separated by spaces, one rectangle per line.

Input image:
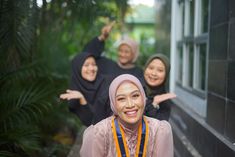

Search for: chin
xmin=87 ymin=77 xmax=96 ymax=82
xmin=119 ymin=60 xmax=128 ymax=65
xmin=123 ymin=115 xmax=142 ymax=124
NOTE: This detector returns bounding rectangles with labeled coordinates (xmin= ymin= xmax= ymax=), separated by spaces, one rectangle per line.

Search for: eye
xmin=148 ymin=66 xmax=154 ymax=70
xmin=83 ymin=64 xmax=89 ymax=67
xmin=132 ymin=93 xmax=140 ymax=99
xmin=158 ymin=69 xmax=164 ymax=72
xmin=116 ymin=97 xmax=126 ymax=102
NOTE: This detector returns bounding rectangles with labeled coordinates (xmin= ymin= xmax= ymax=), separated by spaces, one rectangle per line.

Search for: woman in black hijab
xmin=60 ymin=52 xmax=112 ymax=126
xmin=143 ymin=54 xmax=176 ymax=121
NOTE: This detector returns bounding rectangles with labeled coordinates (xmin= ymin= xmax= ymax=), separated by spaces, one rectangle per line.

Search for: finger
xmin=60 ymin=94 xmax=67 ymax=99
xmin=66 ymin=89 xmax=72 ymax=92
xmin=106 ymin=21 xmax=116 ymax=32
xmin=109 ymin=21 xmax=116 ymax=28
xmin=169 ymin=93 xmax=177 ymax=98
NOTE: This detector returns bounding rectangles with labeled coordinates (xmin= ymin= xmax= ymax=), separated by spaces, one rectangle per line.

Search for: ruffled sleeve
xmin=152 ymin=120 xmax=174 ymax=157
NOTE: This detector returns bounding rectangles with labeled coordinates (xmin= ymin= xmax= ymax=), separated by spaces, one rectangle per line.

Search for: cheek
xmin=94 ymin=66 xmax=98 ymax=71
xmin=81 ymin=68 xmax=85 ymax=76
xmin=159 ymin=73 xmax=166 ymax=80
xmin=115 ymin=102 xmax=124 ymax=112
xmin=135 ymin=97 xmax=144 ymax=108
xmin=144 ymin=69 xmax=150 ymax=76
xmin=118 ymin=50 xmax=122 ymax=55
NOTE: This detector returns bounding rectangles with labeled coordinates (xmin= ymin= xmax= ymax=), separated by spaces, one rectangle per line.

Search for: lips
xmin=87 ymin=71 xmax=96 ymax=76
xmin=147 ymin=76 xmax=158 ymax=82
xmin=125 ymin=109 xmax=138 ymax=117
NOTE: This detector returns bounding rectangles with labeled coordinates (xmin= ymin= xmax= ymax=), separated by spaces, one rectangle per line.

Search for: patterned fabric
xmin=80 ymin=116 xmax=174 ymax=157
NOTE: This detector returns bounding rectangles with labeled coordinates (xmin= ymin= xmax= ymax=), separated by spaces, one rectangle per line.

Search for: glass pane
xmin=189 ymin=0 xmax=195 ymax=35
xmin=189 ymin=44 xmax=194 ymax=87
xmin=177 ymin=45 xmax=183 ymax=83
xmin=182 ymin=2 xmax=185 ymax=38
xmin=199 ymin=44 xmax=207 ymax=90
xmin=201 ymin=0 xmax=209 ymax=33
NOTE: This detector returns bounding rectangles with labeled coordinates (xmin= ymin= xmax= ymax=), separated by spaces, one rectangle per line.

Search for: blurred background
xmin=1 ymin=0 xmax=235 ymax=157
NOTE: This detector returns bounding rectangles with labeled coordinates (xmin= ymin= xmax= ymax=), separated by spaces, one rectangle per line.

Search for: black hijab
xmin=70 ymin=52 xmax=106 ymax=104
xmin=69 ymin=52 xmax=112 ymax=126
xmin=143 ymin=53 xmax=173 ymax=121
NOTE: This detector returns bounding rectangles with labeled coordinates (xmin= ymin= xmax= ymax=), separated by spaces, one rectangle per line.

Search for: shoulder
xmin=145 ymin=116 xmax=172 ymax=133
xmin=80 ymin=117 xmax=113 ymax=157
xmin=81 ymin=117 xmax=112 ymax=147
xmin=88 ymin=116 xmax=112 ymax=137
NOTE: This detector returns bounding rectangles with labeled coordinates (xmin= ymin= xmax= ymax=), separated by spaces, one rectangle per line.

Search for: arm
xmin=60 ymin=90 xmax=93 ymax=126
xmin=83 ymin=37 xmax=105 ymax=58
xmin=83 ymin=21 xmax=115 ymax=58
xmin=80 ymin=122 xmax=107 ymax=157
xmin=153 ymin=121 xmax=174 ymax=157
xmin=152 ymin=93 xmax=176 ymax=108
xmin=60 ymin=89 xmax=87 ymax=105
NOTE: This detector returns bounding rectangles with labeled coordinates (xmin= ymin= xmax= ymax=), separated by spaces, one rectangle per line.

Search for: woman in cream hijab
xmin=80 ymin=74 xmax=173 ymax=157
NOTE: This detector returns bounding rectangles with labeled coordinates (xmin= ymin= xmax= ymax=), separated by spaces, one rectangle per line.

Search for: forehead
xmin=149 ymin=58 xmax=165 ymax=67
xmin=116 ymin=81 xmax=139 ymax=96
xmin=119 ymin=44 xmax=131 ymax=50
xmin=83 ymin=56 xmax=95 ymax=63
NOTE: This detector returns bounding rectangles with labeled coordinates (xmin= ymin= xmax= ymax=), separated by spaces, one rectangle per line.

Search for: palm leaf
xmin=0 ymin=151 xmax=19 ymax=157
xmin=0 ymin=82 xmax=54 ymax=130
xmin=0 ymin=126 xmax=41 ymax=155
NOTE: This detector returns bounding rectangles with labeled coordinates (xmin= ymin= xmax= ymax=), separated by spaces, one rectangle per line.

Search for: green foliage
xmin=0 ymin=0 xmax=130 ymax=156
xmin=155 ymin=0 xmax=172 ymax=58
xmin=136 ymin=34 xmax=156 ymax=68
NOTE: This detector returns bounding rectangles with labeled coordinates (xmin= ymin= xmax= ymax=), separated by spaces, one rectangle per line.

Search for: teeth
xmin=126 ymin=111 xmax=137 ymax=115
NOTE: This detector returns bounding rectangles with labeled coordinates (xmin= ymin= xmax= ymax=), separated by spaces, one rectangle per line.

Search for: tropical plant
xmin=0 ymin=0 xmax=130 ymax=156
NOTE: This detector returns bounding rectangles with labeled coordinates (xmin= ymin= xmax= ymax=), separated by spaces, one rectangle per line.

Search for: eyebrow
xmin=116 ymin=89 xmax=140 ymax=97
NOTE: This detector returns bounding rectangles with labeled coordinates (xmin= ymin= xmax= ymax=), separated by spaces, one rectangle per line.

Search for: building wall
xmin=207 ymin=0 xmax=235 ymax=143
xmin=170 ymin=0 xmax=235 ymax=156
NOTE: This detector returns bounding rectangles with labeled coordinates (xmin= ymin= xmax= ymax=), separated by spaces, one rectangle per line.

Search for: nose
xmin=126 ymin=97 xmax=134 ymax=108
xmin=118 ymin=51 xmax=125 ymax=57
xmin=88 ymin=65 xmax=95 ymax=70
xmin=151 ymin=69 xmax=157 ymax=76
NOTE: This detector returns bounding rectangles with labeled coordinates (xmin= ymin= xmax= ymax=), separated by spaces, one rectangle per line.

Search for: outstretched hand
xmin=98 ymin=21 xmax=116 ymax=41
xmin=152 ymin=93 xmax=176 ymax=108
xmin=60 ymin=89 xmax=87 ymax=105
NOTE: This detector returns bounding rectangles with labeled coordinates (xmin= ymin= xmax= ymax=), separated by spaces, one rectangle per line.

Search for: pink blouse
xmin=80 ymin=116 xmax=173 ymax=157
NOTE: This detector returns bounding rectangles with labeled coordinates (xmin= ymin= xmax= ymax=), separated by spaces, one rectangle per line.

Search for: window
xmin=176 ymin=0 xmax=208 ymax=95
xmin=201 ymin=0 xmax=209 ymax=33
xmin=172 ymin=0 xmax=209 ymax=117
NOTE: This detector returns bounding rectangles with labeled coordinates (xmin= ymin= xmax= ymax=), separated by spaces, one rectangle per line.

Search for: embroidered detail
xmin=111 ymin=116 xmax=149 ymax=157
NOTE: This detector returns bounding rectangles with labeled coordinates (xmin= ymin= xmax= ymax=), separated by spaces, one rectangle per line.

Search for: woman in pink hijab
xmin=80 ymin=74 xmax=173 ymax=157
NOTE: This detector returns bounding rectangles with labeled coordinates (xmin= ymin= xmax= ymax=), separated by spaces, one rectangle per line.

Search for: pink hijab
xmin=118 ymin=37 xmax=139 ymax=63
xmin=109 ymin=74 xmax=146 ymax=115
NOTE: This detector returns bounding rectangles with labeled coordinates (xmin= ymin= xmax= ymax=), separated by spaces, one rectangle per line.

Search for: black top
xmin=143 ymin=53 xmax=174 ymax=121
xmin=69 ymin=52 xmax=112 ymax=126
xmin=83 ymin=37 xmax=144 ymax=82
xmin=144 ymin=83 xmax=172 ymax=121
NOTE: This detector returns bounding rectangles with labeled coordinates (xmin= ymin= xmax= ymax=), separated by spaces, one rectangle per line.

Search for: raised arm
xmin=83 ymin=21 xmax=115 ymax=58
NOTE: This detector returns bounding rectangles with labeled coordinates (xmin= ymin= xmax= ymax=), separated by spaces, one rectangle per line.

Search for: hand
xmin=152 ymin=93 xmax=176 ymax=108
xmin=98 ymin=21 xmax=116 ymax=41
xmin=60 ymin=89 xmax=87 ymax=105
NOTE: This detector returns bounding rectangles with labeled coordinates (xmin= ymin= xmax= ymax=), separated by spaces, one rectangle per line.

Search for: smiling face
xmin=144 ymin=58 xmax=166 ymax=87
xmin=115 ymin=81 xmax=144 ymax=126
xmin=118 ymin=44 xmax=134 ymax=65
xmin=81 ymin=56 xmax=98 ymax=81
